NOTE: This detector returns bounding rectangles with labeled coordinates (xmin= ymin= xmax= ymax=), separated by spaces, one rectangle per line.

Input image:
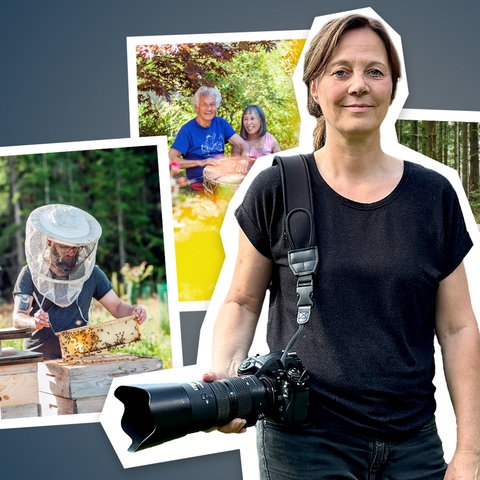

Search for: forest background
xmin=0 ymin=146 xmax=164 ymax=291
xmin=396 ymin=119 xmax=480 ymax=222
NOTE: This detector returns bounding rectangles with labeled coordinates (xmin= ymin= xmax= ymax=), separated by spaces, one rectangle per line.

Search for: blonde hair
xmin=303 ymin=14 xmax=401 ymax=149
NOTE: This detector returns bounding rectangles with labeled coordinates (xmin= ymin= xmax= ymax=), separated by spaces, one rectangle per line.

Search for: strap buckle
xmin=296 ymin=275 xmax=313 ymax=324
xmin=288 ymin=247 xmax=318 ymax=327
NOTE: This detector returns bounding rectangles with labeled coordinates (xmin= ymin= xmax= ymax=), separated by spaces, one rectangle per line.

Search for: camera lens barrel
xmin=115 ymin=374 xmax=271 ymax=452
xmin=210 ymin=375 xmax=273 ymax=425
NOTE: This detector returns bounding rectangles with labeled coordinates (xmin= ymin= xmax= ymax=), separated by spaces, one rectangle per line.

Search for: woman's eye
xmin=333 ymin=69 xmax=348 ymax=78
xmin=369 ymin=69 xmax=384 ymax=77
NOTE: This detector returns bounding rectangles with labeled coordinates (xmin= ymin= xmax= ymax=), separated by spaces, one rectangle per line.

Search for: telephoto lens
xmin=114 ymin=374 xmax=272 ymax=452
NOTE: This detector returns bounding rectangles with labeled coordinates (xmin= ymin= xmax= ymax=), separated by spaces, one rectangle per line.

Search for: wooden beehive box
xmin=0 ymin=359 xmax=39 ymax=407
xmin=0 ymin=360 xmax=40 ymax=419
xmin=38 ymin=353 xmax=162 ymax=415
xmin=0 ymin=327 xmax=43 ymax=420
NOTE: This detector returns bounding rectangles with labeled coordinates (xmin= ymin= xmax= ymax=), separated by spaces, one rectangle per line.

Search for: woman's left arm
xmin=271 ymin=134 xmax=281 ymax=154
xmin=436 ymin=261 xmax=480 ymax=479
xmin=98 ymin=289 xmax=147 ymax=324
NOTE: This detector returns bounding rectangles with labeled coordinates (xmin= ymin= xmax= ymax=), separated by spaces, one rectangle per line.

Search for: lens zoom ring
xmin=225 ymin=377 xmax=254 ymax=418
xmin=209 ymin=381 xmax=235 ymax=424
xmin=209 ymin=377 xmax=257 ymax=425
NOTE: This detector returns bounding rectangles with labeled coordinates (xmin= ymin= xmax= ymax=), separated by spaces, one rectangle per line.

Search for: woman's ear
xmin=310 ymin=79 xmax=319 ymax=103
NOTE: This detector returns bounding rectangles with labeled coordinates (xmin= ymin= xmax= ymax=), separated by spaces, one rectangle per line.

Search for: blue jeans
xmin=256 ymin=418 xmax=447 ymax=479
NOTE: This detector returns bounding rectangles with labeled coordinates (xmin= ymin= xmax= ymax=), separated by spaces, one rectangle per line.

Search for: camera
xmin=114 ymin=350 xmax=309 ymax=452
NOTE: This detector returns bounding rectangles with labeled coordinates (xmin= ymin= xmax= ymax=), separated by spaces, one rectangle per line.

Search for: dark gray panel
xmin=0 ymin=422 xmax=243 ymax=479
xmin=180 ymin=310 xmax=206 ymax=366
xmin=1 ymin=1 xmax=479 ymax=146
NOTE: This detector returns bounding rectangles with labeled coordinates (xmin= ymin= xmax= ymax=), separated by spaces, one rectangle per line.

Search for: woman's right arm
xmin=206 ymin=229 xmax=273 ymax=380
xmin=203 ymin=229 xmax=272 ymax=434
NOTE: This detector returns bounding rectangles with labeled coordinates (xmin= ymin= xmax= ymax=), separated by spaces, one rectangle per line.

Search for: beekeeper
xmin=12 ymin=204 xmax=147 ymax=360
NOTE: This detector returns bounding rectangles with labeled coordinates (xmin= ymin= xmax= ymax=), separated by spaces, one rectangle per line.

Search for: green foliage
xmin=0 ymin=338 xmax=23 ymax=349
xmin=136 ymin=41 xmax=278 ymax=101
xmin=136 ymin=39 xmax=305 ymax=150
xmin=139 ymin=93 xmax=193 ymax=138
xmin=209 ymin=40 xmax=303 ymax=151
xmin=468 ymin=189 xmax=480 ymax=223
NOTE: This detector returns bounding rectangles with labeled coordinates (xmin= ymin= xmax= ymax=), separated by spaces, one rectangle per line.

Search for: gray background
xmin=181 ymin=311 xmax=206 ymax=365
xmin=1 ymin=0 xmax=479 ymax=478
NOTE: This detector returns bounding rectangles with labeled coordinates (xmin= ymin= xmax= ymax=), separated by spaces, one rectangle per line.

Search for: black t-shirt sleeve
xmin=439 ymin=182 xmax=473 ymax=279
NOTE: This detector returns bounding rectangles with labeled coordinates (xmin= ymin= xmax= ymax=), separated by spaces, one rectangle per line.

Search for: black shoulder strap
xmin=272 ymin=154 xmax=318 ymax=326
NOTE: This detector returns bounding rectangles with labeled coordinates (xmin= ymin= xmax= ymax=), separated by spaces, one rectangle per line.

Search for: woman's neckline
xmin=308 ymin=152 xmax=408 ymax=209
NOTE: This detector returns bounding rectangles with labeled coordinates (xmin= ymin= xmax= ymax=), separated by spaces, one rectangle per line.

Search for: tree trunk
xmin=8 ymin=156 xmax=25 ymax=276
xmin=115 ymin=164 xmax=126 ymax=270
xmin=454 ymin=122 xmax=460 ymax=171
xmin=469 ymin=122 xmax=479 ymax=193
xmin=410 ymin=120 xmax=419 ymax=153
xmin=461 ymin=122 xmax=469 ymax=193
xmin=424 ymin=121 xmax=436 ymax=159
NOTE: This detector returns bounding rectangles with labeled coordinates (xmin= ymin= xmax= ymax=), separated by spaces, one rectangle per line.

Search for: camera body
xmin=237 ymin=350 xmax=309 ymax=425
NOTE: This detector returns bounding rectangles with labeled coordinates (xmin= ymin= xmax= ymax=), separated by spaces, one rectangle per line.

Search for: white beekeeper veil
xmin=25 ymin=204 xmax=102 ymax=307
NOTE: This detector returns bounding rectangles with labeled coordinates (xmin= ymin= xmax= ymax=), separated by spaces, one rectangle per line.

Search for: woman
xmin=204 ymin=13 xmax=480 ymax=479
xmin=240 ymin=104 xmax=281 ymax=159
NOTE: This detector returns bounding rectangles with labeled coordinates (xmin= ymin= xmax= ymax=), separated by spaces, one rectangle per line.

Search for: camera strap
xmin=273 ymin=154 xmax=318 ymax=328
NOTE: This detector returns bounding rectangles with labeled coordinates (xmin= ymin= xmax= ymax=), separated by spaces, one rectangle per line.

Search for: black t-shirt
xmin=235 ymin=153 xmax=473 ymax=439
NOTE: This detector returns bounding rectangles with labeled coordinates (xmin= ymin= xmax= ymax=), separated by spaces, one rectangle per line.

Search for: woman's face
xmin=242 ymin=110 xmax=262 ymax=138
xmin=310 ymin=28 xmax=393 ymax=141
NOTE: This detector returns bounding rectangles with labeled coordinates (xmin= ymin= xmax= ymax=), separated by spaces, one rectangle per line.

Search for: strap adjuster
xmin=296 ymin=275 xmax=314 ymax=307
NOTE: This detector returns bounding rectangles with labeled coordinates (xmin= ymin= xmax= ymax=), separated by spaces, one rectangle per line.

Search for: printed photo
xmin=0 ymin=137 xmax=176 ymax=425
xmin=127 ymin=30 xmax=307 ymax=303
